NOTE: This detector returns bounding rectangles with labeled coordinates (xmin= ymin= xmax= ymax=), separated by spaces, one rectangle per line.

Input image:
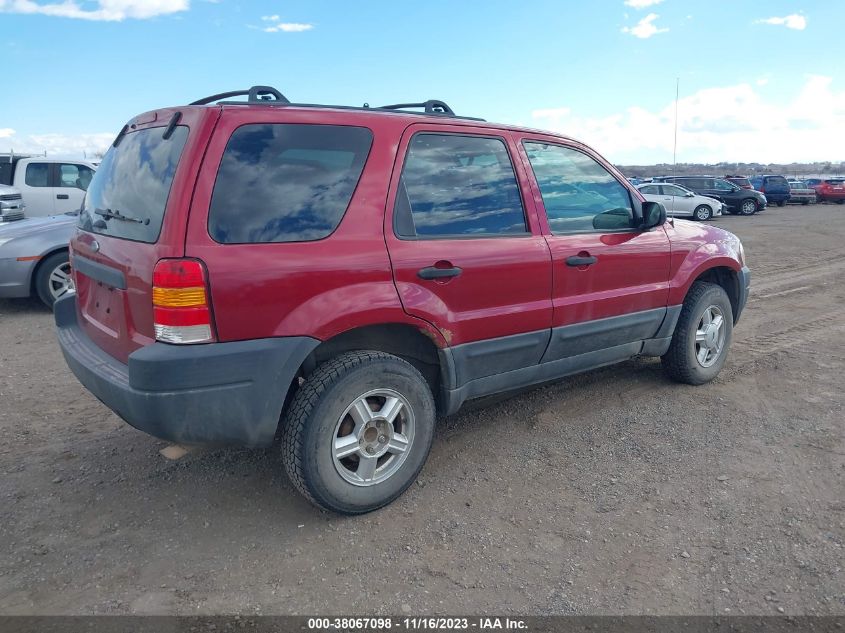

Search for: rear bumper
xmin=55 ymin=295 xmax=319 ymax=447
xmin=736 ymin=266 xmax=751 ymax=324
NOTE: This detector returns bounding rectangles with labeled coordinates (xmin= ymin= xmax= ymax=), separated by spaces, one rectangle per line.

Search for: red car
xmin=814 ymin=179 xmax=845 ymax=203
xmin=55 ymin=86 xmax=750 ymax=514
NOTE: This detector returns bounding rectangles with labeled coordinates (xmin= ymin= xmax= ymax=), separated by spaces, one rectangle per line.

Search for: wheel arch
xmin=29 ymin=246 xmax=69 ymax=296
xmin=689 ymin=265 xmax=742 ymax=323
xmin=281 ymin=323 xmax=446 ymax=424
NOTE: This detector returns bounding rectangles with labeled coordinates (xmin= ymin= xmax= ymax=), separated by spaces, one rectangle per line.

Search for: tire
xmin=693 ymin=204 xmax=713 ymax=221
xmin=739 ymin=199 xmax=757 ymax=215
xmin=662 ymin=281 xmax=733 ymax=385
xmin=35 ymin=251 xmax=74 ymax=308
xmin=282 ymin=351 xmax=436 ymax=514
xmin=777 ymin=200 xmax=786 ymax=207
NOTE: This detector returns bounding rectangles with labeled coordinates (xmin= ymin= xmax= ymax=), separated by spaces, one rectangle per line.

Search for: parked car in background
xmin=636 ymin=182 xmax=724 ymax=220
xmin=0 ymin=155 xmax=96 ymax=217
xmin=804 ymin=178 xmax=822 ymax=188
xmin=749 ymin=175 xmax=790 ymax=206
xmin=787 ymin=181 xmax=817 ymax=205
xmin=626 ymin=177 xmax=641 ymax=186
xmin=813 ymin=179 xmax=845 ymax=204
xmin=55 ymin=85 xmax=750 ymax=514
xmin=663 ymin=176 xmax=767 ymax=215
xmin=724 ymin=175 xmax=753 ymax=189
xmin=0 ymin=183 xmax=26 ymax=222
xmin=0 ymin=211 xmax=76 ymax=306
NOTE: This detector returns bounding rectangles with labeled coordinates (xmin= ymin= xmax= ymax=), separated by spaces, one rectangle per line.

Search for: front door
xmin=515 ymin=137 xmax=671 ymax=363
xmin=21 ymin=161 xmax=55 ymax=216
xmin=385 ymin=126 xmax=553 ymax=385
xmin=662 ymin=183 xmax=696 ymax=216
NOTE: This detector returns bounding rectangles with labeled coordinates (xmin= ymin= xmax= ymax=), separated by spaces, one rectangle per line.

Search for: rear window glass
xmin=0 ymin=162 xmax=13 ymax=185
xmin=208 ymin=124 xmax=373 ymax=243
xmin=765 ymin=176 xmax=789 ymax=187
xmin=78 ymin=126 xmax=189 ymax=243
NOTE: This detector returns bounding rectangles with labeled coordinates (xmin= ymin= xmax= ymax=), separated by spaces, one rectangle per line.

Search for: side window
xmin=24 ymin=163 xmax=50 ymax=187
xmin=58 ymin=164 xmax=95 ymax=190
xmin=665 ymin=185 xmax=686 ymax=196
xmin=396 ymin=133 xmax=527 ymax=238
xmin=209 ymin=124 xmax=373 ymax=244
xmin=640 ymin=185 xmax=660 ymax=195
xmin=523 ymin=142 xmax=634 ymax=233
xmin=713 ymin=179 xmax=734 ymax=191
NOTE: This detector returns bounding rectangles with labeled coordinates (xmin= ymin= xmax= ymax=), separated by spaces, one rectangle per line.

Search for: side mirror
xmin=641 ymin=201 xmax=667 ymax=230
xmin=685 ymin=192 xmax=694 ymax=197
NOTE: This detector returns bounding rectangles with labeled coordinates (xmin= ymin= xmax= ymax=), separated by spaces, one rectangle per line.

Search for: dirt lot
xmin=0 ymin=204 xmax=843 ymax=616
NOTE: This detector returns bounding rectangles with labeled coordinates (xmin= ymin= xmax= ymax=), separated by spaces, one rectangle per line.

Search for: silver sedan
xmin=637 ymin=182 xmax=725 ymax=220
xmin=0 ymin=212 xmax=76 ymax=307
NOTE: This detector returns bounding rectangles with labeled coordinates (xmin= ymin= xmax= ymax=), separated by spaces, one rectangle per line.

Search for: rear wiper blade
xmin=94 ymin=208 xmax=148 ymax=225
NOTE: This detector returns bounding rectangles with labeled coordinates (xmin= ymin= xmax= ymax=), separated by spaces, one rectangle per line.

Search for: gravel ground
xmin=0 ymin=204 xmax=843 ymax=616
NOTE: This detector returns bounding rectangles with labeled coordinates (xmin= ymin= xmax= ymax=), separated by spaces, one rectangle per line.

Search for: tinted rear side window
xmin=209 ymin=124 xmax=373 ymax=243
xmin=78 ymin=126 xmax=189 ymax=243
xmin=396 ymin=133 xmax=527 ymax=238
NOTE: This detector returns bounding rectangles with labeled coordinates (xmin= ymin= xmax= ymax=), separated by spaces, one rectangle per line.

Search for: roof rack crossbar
xmin=379 ymin=100 xmax=455 ymax=116
xmin=190 ymin=85 xmax=290 ymax=106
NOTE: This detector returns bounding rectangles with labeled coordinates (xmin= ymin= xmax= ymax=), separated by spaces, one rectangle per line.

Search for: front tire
xmin=662 ymin=282 xmax=734 ymax=385
xmin=740 ymin=199 xmax=757 ymax=215
xmin=282 ymin=351 xmax=436 ymax=514
xmin=693 ymin=205 xmax=713 ymax=221
xmin=35 ymin=251 xmax=74 ymax=308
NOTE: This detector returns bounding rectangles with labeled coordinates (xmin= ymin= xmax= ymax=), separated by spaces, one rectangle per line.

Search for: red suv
xmin=55 ymin=86 xmax=750 ymax=514
xmin=814 ymin=179 xmax=845 ymax=203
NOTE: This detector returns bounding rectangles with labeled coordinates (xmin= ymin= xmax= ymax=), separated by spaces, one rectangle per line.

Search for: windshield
xmin=77 ymin=126 xmax=189 ymax=243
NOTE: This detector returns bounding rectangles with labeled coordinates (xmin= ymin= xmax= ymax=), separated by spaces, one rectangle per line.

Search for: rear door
xmin=71 ymin=108 xmax=214 ymax=362
xmin=515 ymin=136 xmax=671 ymax=363
xmin=385 ymin=125 xmax=553 ymax=384
xmin=54 ymin=162 xmax=95 ymax=213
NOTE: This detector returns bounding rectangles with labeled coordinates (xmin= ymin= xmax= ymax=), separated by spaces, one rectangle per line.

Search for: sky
xmin=1 ymin=0 xmax=844 ymax=165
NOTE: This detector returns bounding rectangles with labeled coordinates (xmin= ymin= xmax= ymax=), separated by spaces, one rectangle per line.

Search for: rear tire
xmin=35 ymin=251 xmax=74 ymax=308
xmin=777 ymin=200 xmax=786 ymax=207
xmin=662 ymin=282 xmax=733 ymax=385
xmin=693 ymin=205 xmax=713 ymax=221
xmin=281 ymin=351 xmax=436 ymax=514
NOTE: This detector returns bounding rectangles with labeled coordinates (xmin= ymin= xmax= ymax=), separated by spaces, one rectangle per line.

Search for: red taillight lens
xmin=152 ymin=259 xmax=215 ymax=344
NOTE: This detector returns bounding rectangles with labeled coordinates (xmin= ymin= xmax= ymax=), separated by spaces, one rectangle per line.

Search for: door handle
xmin=57 ymin=194 xmax=69 ymax=199
xmin=418 ymin=266 xmax=462 ymax=280
xmin=566 ymin=255 xmax=597 ymax=267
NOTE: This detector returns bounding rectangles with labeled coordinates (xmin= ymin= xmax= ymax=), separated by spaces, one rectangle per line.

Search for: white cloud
xmin=622 ymin=13 xmax=668 ymax=38
xmin=0 ymin=0 xmax=188 ymax=21
xmin=756 ymin=77 xmax=769 ymax=86
xmin=756 ymin=14 xmax=807 ymax=30
xmin=264 ymin=22 xmax=312 ymax=32
xmin=624 ymin=0 xmax=663 ymax=8
xmin=259 ymin=14 xmax=313 ymax=32
xmin=530 ymin=76 xmax=845 ymax=164
xmin=0 ymin=131 xmax=114 ymax=158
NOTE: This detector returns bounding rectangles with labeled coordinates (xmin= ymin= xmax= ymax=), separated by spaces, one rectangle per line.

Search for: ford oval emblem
xmin=91 ymin=240 xmax=100 ymax=253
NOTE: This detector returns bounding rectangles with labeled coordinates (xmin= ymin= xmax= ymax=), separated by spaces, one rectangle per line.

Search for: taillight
xmin=152 ymin=259 xmax=216 ymax=344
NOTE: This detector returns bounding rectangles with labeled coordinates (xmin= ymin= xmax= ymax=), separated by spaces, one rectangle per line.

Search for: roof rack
xmin=190 ymin=85 xmax=290 ymax=106
xmin=189 ymin=86 xmax=481 ymax=120
xmin=379 ymin=100 xmax=455 ymax=116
